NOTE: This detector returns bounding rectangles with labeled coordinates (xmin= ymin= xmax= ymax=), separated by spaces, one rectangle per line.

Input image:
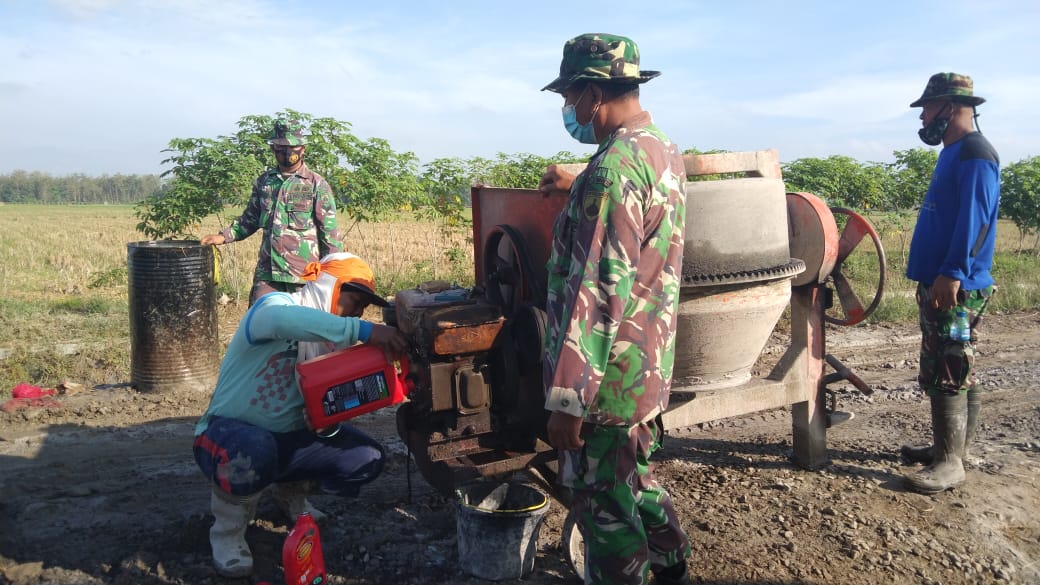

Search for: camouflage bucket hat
xmin=267 ymin=119 xmax=307 ymax=146
xmin=542 ymin=33 xmax=660 ymax=93
xmin=909 ymin=72 xmax=986 ymax=108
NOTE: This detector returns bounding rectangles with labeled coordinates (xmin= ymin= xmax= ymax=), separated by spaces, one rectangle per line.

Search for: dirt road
xmin=1 ymin=311 xmax=1038 ymax=585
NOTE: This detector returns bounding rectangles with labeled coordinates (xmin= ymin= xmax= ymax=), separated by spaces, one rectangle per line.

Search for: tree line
xmin=3 ymin=109 xmax=1037 ymax=250
xmin=0 ymin=171 xmax=161 ymax=204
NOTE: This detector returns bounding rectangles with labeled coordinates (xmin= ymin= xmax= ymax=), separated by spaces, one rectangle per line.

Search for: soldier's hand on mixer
xmin=539 ymin=165 xmax=575 ymax=195
xmin=547 ymin=410 xmax=585 ymax=451
xmin=367 ymin=324 xmax=410 ymax=358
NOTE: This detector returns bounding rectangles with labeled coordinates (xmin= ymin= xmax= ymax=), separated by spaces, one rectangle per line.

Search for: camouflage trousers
xmin=916 ymin=283 xmax=994 ymax=396
xmin=249 ymin=279 xmax=303 ymax=306
xmin=559 ymin=417 xmax=690 ymax=585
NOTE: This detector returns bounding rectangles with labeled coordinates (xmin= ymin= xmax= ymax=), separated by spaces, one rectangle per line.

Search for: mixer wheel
xmin=825 ymin=207 xmax=887 ymax=326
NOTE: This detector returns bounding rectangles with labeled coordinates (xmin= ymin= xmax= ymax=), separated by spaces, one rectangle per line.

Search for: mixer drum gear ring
xmin=682 ymin=258 xmax=805 ymax=287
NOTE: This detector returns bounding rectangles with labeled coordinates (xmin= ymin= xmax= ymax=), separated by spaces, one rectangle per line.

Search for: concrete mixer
xmin=391 ymin=149 xmax=886 ymax=529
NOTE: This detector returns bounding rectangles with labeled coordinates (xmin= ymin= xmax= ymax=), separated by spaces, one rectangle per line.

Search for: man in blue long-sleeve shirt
xmin=901 ymin=73 xmax=1000 ymax=495
xmin=193 ymin=252 xmax=408 ymax=577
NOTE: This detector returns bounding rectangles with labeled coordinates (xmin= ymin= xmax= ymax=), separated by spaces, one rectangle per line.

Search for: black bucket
xmin=128 ymin=240 xmax=219 ymax=393
xmin=455 ymin=481 xmax=550 ymax=580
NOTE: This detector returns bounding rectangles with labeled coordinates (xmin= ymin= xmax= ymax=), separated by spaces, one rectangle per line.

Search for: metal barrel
xmin=127 ymin=240 xmax=219 ymax=393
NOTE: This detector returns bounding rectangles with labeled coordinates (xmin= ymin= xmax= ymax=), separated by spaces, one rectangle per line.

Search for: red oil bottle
xmin=296 ymin=344 xmax=413 ymax=430
xmin=283 ymin=512 xmax=326 ymax=585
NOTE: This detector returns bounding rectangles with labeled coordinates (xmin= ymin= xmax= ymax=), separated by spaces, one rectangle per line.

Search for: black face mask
xmin=918 ymin=102 xmax=951 ymax=146
xmin=274 ymin=147 xmax=304 ymax=168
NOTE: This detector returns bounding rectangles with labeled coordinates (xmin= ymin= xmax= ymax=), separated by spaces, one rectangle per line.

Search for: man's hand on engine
xmin=367 ymin=324 xmax=410 ymax=359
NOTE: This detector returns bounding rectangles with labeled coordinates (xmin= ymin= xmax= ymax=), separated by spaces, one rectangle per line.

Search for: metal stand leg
xmin=789 ymin=284 xmax=829 ymax=469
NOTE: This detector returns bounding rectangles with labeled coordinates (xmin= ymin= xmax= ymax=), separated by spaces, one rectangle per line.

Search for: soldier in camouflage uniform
xmin=901 ymin=73 xmax=1000 ymax=495
xmin=540 ymin=34 xmax=691 ymax=585
xmin=202 ymin=119 xmax=344 ymax=304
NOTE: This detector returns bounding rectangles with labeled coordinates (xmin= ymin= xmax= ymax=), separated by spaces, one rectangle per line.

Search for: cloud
xmin=738 ymin=76 xmax=923 ymax=124
xmin=49 ymin=0 xmax=121 ymax=19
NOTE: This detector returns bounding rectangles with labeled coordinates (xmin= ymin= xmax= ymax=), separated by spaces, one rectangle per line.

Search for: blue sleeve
xmin=940 ymin=159 xmax=999 ymax=281
xmin=245 ymin=298 xmax=365 ymax=346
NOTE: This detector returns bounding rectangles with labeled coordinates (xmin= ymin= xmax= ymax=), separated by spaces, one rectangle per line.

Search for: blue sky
xmin=2 ymin=0 xmax=1037 ymax=176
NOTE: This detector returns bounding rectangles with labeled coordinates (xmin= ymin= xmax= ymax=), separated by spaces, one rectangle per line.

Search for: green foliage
xmin=681 ymin=146 xmax=740 ymax=181
xmin=88 ymin=267 xmax=128 ymax=289
xmin=413 ymin=151 xmax=583 ymax=277
xmin=1000 ymin=156 xmax=1040 ymax=253
xmin=339 ymin=137 xmax=423 ymax=226
xmin=469 ymin=151 xmax=586 ymax=189
xmin=135 ymin=136 xmax=263 ymax=239
xmin=418 ymin=157 xmax=472 ymax=228
xmin=135 ymin=109 xmax=426 ymax=239
xmin=886 ymin=148 xmax=939 ymax=210
xmin=50 ymin=296 xmax=122 ymax=315
xmin=0 ymin=171 xmax=161 ymax=203
xmin=782 ymin=155 xmax=892 ymax=210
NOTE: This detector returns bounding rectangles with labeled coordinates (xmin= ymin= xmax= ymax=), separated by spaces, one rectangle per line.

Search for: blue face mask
xmin=562 ymin=88 xmax=598 ymax=144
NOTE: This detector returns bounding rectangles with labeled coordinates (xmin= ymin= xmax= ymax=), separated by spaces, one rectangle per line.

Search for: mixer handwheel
xmin=825 ymin=207 xmax=887 ymax=326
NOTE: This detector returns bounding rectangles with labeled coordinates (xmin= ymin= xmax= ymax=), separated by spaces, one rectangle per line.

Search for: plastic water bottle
xmin=949 ymin=310 xmax=971 ymax=342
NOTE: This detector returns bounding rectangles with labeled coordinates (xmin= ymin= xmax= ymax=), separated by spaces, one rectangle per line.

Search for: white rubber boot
xmin=270 ymin=481 xmax=327 ymax=523
xmin=209 ymin=488 xmax=259 ymax=578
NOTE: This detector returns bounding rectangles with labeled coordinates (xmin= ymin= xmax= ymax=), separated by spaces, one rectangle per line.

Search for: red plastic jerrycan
xmin=283 ymin=512 xmax=325 ymax=585
xmin=297 ymin=344 xmax=413 ymax=430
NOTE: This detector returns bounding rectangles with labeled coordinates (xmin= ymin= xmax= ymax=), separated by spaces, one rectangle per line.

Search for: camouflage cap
xmin=266 ymin=119 xmax=307 ymax=146
xmin=909 ymin=72 xmax=986 ymax=108
xmin=542 ymin=33 xmax=660 ymax=93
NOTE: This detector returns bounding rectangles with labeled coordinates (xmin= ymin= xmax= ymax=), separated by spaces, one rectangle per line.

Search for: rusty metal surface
xmin=421 ymin=302 xmax=505 ymax=356
xmin=787 ymin=192 xmax=839 ymax=286
xmin=471 ymin=186 xmax=565 ymax=292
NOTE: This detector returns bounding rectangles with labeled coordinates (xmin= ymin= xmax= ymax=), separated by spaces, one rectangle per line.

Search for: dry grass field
xmin=0 ymin=203 xmax=1037 ymax=397
xmin=0 ymin=204 xmax=470 ymax=394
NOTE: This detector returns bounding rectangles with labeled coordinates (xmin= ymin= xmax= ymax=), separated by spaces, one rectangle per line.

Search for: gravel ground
xmin=1 ymin=311 xmax=1038 ymax=585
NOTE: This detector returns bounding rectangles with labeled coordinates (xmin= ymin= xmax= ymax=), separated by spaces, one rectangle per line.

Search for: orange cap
xmin=301 ymin=253 xmax=388 ymax=309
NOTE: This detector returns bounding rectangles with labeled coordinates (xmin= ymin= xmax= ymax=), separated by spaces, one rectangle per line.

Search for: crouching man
xmin=192 ymin=252 xmax=408 ymax=577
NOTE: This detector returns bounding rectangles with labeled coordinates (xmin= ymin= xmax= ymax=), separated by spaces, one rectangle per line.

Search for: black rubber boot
xmin=653 ymin=561 xmax=691 ymax=585
xmin=900 ymin=397 xmax=941 ymax=464
xmin=900 ymin=443 xmax=933 ymax=464
xmin=904 ymin=393 xmax=967 ymax=494
xmin=963 ymin=388 xmax=981 ymax=463
xmin=901 ymin=387 xmax=981 ymax=465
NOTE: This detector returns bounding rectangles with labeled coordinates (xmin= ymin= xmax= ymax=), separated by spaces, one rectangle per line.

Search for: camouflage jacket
xmin=543 ymin=111 xmax=687 ymax=426
xmin=220 ymin=163 xmax=344 ymax=284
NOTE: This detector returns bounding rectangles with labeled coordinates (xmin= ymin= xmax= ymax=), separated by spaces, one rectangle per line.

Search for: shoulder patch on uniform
xmin=582 ymin=186 xmax=608 ymax=221
xmin=581 ymin=167 xmax=614 ymax=221
xmin=588 ymin=167 xmax=612 ymax=186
